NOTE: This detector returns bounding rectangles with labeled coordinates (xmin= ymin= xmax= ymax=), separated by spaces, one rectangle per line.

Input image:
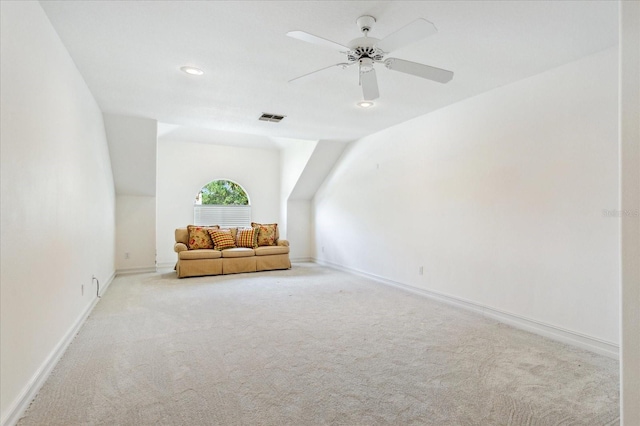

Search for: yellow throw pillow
xmin=251 ymin=222 xmax=277 ymax=247
xmin=236 ymin=227 xmax=258 ymax=248
xmin=207 ymin=229 xmax=236 ymax=250
xmin=187 ymin=225 xmax=219 ymax=249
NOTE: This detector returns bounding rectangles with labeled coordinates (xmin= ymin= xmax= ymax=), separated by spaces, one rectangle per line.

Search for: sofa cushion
xmin=236 ymin=227 xmax=258 ymax=248
xmin=251 ymin=222 xmax=277 ymax=246
xmin=254 ymin=245 xmax=289 ymax=256
xmin=208 ymin=229 xmax=237 ymax=250
xmin=187 ymin=225 xmax=219 ymax=249
xmin=221 ymin=248 xmax=255 ymax=258
xmin=179 ymin=249 xmax=222 ymax=260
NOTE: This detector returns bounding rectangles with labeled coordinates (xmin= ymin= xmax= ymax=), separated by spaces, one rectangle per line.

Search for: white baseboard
xmin=156 ymin=261 xmax=175 ymax=269
xmin=314 ymin=258 xmax=619 ymax=359
xmin=1 ymin=271 xmax=116 ymax=426
xmin=115 ymin=266 xmax=157 ymax=275
xmin=291 ymin=257 xmax=313 ymax=263
xmin=99 ymin=271 xmax=116 ymax=296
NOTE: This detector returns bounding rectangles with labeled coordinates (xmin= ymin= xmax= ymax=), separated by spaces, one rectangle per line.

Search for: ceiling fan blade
xmin=384 ymin=58 xmax=454 ymax=83
xmin=288 ymin=63 xmax=352 ymax=83
xmin=361 ymin=69 xmax=379 ymax=101
xmin=375 ymin=19 xmax=437 ymax=53
xmin=286 ymin=30 xmax=350 ymax=52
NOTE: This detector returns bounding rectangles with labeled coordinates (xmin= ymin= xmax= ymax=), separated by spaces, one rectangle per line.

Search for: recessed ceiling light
xmin=357 ymin=101 xmax=374 ymax=108
xmin=180 ymin=66 xmax=204 ymax=76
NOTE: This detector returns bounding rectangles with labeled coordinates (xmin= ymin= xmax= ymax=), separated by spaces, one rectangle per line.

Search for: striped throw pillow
xmin=236 ymin=227 xmax=258 ymax=248
xmin=207 ymin=229 xmax=236 ymax=250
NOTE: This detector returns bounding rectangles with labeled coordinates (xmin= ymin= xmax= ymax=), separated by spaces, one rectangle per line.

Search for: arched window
xmin=193 ymin=180 xmax=251 ymax=227
xmin=196 ymin=180 xmax=249 ymax=205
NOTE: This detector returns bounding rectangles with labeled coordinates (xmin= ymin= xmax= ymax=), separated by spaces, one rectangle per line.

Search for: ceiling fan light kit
xmin=287 ymin=15 xmax=454 ymax=102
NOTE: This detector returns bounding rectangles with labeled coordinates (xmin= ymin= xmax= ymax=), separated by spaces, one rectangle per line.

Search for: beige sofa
xmin=174 ymin=227 xmax=291 ymax=278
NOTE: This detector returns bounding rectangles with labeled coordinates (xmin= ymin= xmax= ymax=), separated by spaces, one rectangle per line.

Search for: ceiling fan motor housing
xmin=349 ymin=16 xmax=385 ymax=63
xmin=348 ymin=45 xmax=384 ymax=62
xmin=347 ymin=35 xmax=385 ymax=62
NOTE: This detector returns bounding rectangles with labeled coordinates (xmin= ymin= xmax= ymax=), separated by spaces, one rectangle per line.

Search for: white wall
xmin=619 ymin=1 xmax=640 ymax=423
xmin=156 ymin=140 xmax=280 ymax=267
xmin=103 ymin=114 xmax=158 ymax=274
xmin=116 ymin=195 xmax=156 ymax=272
xmin=0 ymin=2 xmax=116 ymax=424
xmin=313 ymin=47 xmax=619 ymax=348
xmin=286 ymin=200 xmax=312 ymax=261
xmin=281 ymin=140 xmax=349 ymax=260
xmin=279 ymin=139 xmax=317 ymax=259
xmin=279 ymin=139 xmax=318 ymax=204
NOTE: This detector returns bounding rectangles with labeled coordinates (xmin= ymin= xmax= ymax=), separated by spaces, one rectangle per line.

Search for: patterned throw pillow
xmin=251 ymin=222 xmax=277 ymax=247
xmin=236 ymin=227 xmax=258 ymax=249
xmin=207 ymin=229 xmax=236 ymax=250
xmin=187 ymin=225 xmax=219 ymax=249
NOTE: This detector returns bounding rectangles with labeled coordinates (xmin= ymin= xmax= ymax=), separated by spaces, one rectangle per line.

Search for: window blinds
xmin=193 ymin=205 xmax=251 ymax=228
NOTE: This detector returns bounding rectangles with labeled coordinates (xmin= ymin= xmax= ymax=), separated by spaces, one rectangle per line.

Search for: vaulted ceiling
xmin=41 ymin=1 xmax=618 ymax=146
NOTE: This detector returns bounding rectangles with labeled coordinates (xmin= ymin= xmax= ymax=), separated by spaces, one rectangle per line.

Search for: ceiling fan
xmin=286 ymin=15 xmax=454 ymax=101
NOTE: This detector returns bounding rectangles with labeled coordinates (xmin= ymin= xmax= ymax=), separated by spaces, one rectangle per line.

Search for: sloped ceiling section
xmin=40 ymin=1 xmax=618 ymax=143
xmin=289 ymin=141 xmax=348 ymax=200
xmin=103 ymin=114 xmax=157 ymax=196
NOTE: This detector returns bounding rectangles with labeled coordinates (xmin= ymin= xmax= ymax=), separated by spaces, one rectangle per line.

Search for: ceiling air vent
xmin=259 ymin=113 xmax=286 ymax=123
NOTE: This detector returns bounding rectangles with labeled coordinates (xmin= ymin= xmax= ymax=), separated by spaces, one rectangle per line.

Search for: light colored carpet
xmin=19 ymin=263 xmax=619 ymax=425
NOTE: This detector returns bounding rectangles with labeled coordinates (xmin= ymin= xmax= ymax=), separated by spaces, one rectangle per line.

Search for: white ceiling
xmin=40 ymin=1 xmax=618 ymax=146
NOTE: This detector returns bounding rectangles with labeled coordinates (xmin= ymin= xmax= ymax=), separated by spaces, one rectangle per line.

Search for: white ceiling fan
xmin=286 ymin=15 xmax=454 ymax=101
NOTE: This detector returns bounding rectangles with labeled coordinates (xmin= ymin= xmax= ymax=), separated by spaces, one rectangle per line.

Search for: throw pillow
xmin=236 ymin=227 xmax=258 ymax=249
xmin=207 ymin=229 xmax=237 ymax=250
xmin=187 ymin=225 xmax=219 ymax=249
xmin=251 ymin=222 xmax=277 ymax=246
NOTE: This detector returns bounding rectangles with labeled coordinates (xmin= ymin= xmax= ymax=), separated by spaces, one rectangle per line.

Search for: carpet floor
xmin=19 ymin=263 xmax=619 ymax=425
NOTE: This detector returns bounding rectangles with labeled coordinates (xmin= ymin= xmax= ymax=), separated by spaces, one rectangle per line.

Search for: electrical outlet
xmin=419 ymin=266 xmax=424 ymax=275
xmin=124 ymin=252 xmax=130 ymax=260
xmin=322 ymin=246 xmax=325 ymax=253
xmin=81 ymin=284 xmax=84 ymax=296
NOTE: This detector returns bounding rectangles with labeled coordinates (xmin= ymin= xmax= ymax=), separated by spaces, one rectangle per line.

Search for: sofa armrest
xmin=174 ymin=242 xmax=188 ymax=253
xmin=277 ymin=239 xmax=289 ymax=247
